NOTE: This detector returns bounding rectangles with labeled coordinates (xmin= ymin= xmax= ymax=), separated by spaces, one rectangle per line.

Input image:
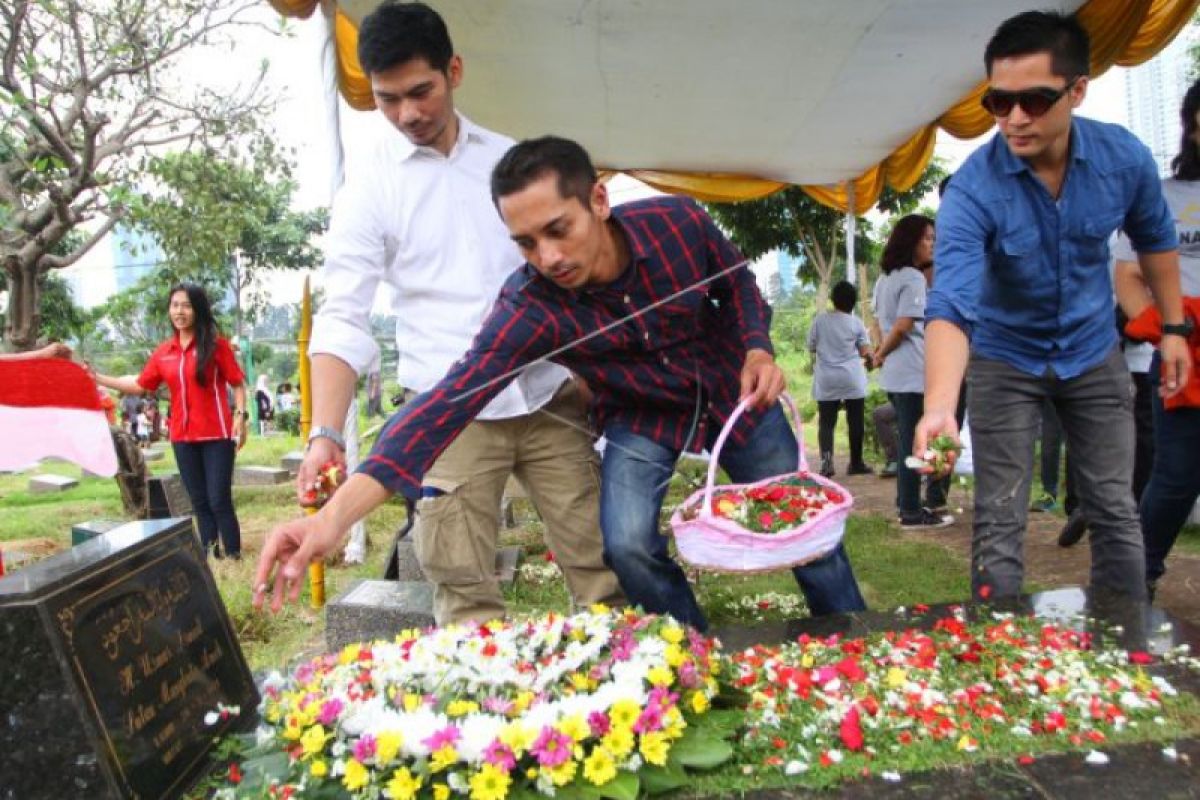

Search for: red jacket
xmin=138 ymin=335 xmax=245 ymax=442
xmin=1124 ymin=298 xmax=1200 ymax=411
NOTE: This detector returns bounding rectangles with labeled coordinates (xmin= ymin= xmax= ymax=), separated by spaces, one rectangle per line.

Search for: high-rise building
xmin=1124 ymin=30 xmax=1194 ymax=176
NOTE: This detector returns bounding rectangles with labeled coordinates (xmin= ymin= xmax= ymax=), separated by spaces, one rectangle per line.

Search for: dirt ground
xmin=838 ymin=468 xmax=1200 ymax=629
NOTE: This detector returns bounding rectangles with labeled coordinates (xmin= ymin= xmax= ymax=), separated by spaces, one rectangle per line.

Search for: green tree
xmin=705 ymin=160 xmax=949 ymax=309
xmin=0 ymin=0 xmax=276 ymax=350
xmin=129 ymin=143 xmax=328 ymax=336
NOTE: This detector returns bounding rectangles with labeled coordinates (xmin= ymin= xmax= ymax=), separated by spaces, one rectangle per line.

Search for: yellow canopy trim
xmin=272 ymin=0 xmax=1199 ymax=212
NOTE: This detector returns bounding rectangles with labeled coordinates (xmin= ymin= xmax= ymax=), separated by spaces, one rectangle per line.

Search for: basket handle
xmin=700 ymin=392 xmax=806 ymax=518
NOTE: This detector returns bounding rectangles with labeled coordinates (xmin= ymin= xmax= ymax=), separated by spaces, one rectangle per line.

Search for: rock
xmin=27 ymin=474 xmax=78 ymax=494
xmin=326 ymin=580 xmax=435 ymax=651
xmin=233 ymin=465 xmax=289 ymax=486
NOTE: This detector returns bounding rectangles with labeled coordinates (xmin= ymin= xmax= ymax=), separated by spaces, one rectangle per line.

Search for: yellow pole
xmin=299 ymin=276 xmax=326 ymax=608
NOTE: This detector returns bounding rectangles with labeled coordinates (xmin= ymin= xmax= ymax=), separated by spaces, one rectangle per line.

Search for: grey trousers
xmin=967 ymin=349 xmax=1145 ymax=601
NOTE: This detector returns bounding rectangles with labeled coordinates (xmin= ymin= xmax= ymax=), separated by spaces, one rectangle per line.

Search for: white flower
xmin=826 ymin=749 xmax=843 ymax=764
xmin=1084 ymin=751 xmax=1109 ymax=766
xmin=204 ymin=711 xmax=220 ymax=726
xmin=1163 ymin=746 xmax=1178 ymax=761
xmin=784 ymin=760 xmax=808 ymax=775
xmin=882 ymin=771 xmax=902 ymax=783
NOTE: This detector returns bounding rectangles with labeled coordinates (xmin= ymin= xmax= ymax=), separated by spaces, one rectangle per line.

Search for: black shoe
xmin=847 ymin=462 xmax=874 ymax=476
xmin=899 ymin=508 xmax=954 ymax=530
xmin=819 ymin=453 xmax=835 ymax=478
xmin=1056 ymin=512 xmax=1088 ymax=548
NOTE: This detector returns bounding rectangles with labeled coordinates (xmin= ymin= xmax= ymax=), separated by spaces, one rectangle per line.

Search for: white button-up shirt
xmin=310 ymin=114 xmax=568 ymax=420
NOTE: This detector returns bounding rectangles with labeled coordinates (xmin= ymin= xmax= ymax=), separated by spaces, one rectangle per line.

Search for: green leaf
xmin=667 ymin=731 xmax=734 ymax=769
xmin=638 ymin=764 xmax=689 ymax=795
xmin=237 ymin=751 xmax=289 ymax=789
xmin=694 ymin=709 xmax=744 ymax=737
xmin=596 ymin=771 xmax=639 ymax=800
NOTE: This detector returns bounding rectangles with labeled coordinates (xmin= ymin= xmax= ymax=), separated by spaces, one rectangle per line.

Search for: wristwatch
xmin=236 ymin=408 xmax=249 ymax=421
xmin=306 ymin=425 xmax=346 ymax=451
xmin=1161 ymin=319 xmax=1195 ymax=339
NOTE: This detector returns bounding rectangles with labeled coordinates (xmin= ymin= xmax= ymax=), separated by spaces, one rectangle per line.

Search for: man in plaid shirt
xmin=257 ymin=137 xmax=866 ymax=629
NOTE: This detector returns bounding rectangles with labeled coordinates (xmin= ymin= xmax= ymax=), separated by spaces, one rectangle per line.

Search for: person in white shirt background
xmin=299 ymin=0 xmax=623 ymax=625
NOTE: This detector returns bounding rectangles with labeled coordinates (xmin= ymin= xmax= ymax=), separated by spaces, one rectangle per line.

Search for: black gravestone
xmin=0 ymin=518 xmax=258 ymax=800
xmin=147 ymin=473 xmax=192 ymax=519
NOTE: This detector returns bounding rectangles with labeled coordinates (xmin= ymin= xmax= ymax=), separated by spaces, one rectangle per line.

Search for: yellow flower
xmin=660 ymin=624 xmax=685 ymax=645
xmin=690 ymin=691 xmax=710 ymax=714
xmin=499 ymin=722 xmax=537 ymax=755
xmin=559 ymin=714 xmax=589 ymax=743
xmin=402 ymin=693 xmax=423 ymax=713
xmin=956 ymin=735 xmax=977 ymax=752
xmin=300 ymin=724 xmax=329 ymax=757
xmin=545 ymin=759 xmax=577 ymax=786
xmin=663 ymin=707 xmax=686 ymax=739
xmin=447 ymin=699 xmax=480 ymax=717
xmin=664 ymin=644 xmax=686 ymax=668
xmin=647 ymin=665 xmax=674 ymax=687
xmin=376 ymin=731 xmax=404 ymax=764
xmin=512 ymin=691 xmax=536 ymax=713
xmin=282 ymin=715 xmax=303 ymax=741
xmin=468 ymin=764 xmax=511 ymax=800
xmin=386 ymin=767 xmax=422 ymax=800
xmin=343 ymin=758 xmax=369 ymax=791
xmin=602 ymin=726 xmax=635 ymax=758
xmin=609 ymin=699 xmax=640 ymax=729
xmin=886 ymin=667 xmax=907 ymax=689
xmin=432 ymin=783 xmax=451 ymax=800
xmin=339 ymin=643 xmax=362 ymax=665
xmin=430 ymin=745 xmax=458 ymax=773
xmin=310 ymin=760 xmax=328 ymax=778
xmin=639 ymin=731 xmax=669 ymax=766
xmin=570 ymin=673 xmax=591 ymax=691
xmin=590 ymin=603 xmax=611 ymax=615
xmin=583 ymin=747 xmax=617 ymax=785
xmin=800 ymin=652 xmax=815 ymax=669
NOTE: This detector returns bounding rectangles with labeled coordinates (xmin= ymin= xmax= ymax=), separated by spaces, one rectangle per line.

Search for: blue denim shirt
xmin=927 ymin=117 xmax=1177 ymax=379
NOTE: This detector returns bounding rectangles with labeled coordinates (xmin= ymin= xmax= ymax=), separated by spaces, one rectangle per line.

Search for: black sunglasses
xmin=980 ymin=78 xmax=1079 ymax=118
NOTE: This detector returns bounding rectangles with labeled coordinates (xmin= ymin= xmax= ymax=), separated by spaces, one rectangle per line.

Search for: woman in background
xmin=93 ymin=283 xmax=248 ymax=558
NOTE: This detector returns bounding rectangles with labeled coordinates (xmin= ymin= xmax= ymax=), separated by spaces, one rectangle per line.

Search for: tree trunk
xmin=4 ymin=255 xmax=40 ymax=351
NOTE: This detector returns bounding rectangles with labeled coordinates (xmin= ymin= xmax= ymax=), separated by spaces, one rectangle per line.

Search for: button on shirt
xmin=137 ymin=335 xmax=244 ymax=442
xmin=928 ymin=117 xmax=1177 ymax=379
xmin=361 ymin=196 xmax=774 ymax=498
xmin=309 ymin=114 xmax=568 ymax=419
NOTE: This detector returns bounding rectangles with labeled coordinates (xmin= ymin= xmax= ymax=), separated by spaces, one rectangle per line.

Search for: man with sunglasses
xmin=917 ymin=11 xmax=1190 ymax=604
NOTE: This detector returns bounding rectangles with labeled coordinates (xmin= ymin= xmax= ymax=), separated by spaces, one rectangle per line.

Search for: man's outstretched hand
xmin=740 ymin=348 xmax=786 ymax=410
xmin=253 ymin=513 xmax=344 ymax=612
xmin=912 ymin=408 xmax=961 ymax=476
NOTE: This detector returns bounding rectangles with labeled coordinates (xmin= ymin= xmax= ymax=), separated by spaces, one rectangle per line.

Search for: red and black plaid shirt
xmin=361 ymin=196 xmax=775 ymax=497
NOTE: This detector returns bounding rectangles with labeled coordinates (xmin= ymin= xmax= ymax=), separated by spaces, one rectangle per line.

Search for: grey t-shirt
xmin=1112 ymin=177 xmax=1200 ymax=297
xmin=807 ymin=310 xmax=869 ymax=400
xmin=873 ymin=267 xmax=926 ymax=394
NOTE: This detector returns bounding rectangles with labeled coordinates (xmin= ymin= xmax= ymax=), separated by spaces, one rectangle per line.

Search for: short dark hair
xmin=1173 ymin=79 xmax=1200 ymax=180
xmin=491 ymin=136 xmax=597 ymax=208
xmin=880 ymin=214 xmax=934 ymax=275
xmin=984 ymin=10 xmax=1089 ymax=80
xmin=357 ymin=1 xmax=453 ymax=76
xmin=830 ymin=280 xmax=857 ymax=313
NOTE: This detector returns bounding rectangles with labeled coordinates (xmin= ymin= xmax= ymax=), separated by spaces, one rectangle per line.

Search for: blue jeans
xmin=173 ymin=439 xmax=241 ymax=556
xmin=1140 ymin=354 xmax=1200 ymax=582
xmin=600 ymin=404 xmax=866 ymax=631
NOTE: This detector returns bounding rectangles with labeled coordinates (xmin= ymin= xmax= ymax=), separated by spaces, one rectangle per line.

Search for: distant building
xmin=1124 ymin=31 xmax=1193 ymax=176
xmin=112 ymin=225 xmax=162 ymax=292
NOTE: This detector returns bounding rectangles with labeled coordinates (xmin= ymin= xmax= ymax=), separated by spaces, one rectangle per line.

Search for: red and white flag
xmin=0 ymin=358 xmax=117 ymax=476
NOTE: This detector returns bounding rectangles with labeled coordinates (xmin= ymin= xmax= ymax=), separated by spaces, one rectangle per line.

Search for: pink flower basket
xmin=669 ymin=394 xmax=853 ymax=573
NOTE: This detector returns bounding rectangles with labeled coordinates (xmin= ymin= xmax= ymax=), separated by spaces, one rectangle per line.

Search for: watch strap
xmin=1161 ymin=320 xmax=1194 ymax=338
xmin=307 ymin=425 xmax=346 ymax=451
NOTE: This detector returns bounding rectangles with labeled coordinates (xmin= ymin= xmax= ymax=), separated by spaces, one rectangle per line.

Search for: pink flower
xmin=531 ymin=726 xmax=572 ymax=767
xmin=588 ymin=711 xmax=611 ymax=737
xmin=483 ymin=697 xmax=515 ymax=715
xmin=353 ymin=734 xmax=376 ymax=762
xmin=634 ymin=705 xmax=664 ymax=733
xmin=422 ymin=725 xmax=462 ymax=751
xmin=483 ymin=740 xmax=517 ymax=771
xmin=317 ymin=698 xmax=344 ymax=725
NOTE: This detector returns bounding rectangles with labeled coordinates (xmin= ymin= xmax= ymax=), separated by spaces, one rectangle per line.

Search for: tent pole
xmin=845 ymin=182 xmax=856 ymax=285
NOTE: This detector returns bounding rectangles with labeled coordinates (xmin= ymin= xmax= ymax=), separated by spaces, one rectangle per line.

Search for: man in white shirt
xmin=301 ymin=0 xmax=622 ymax=624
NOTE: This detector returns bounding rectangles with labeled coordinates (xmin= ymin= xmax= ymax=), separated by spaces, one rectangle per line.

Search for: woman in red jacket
xmin=95 ymin=283 xmax=248 ymax=558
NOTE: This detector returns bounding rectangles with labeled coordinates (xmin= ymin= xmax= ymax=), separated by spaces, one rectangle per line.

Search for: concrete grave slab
xmin=28 ymin=474 xmax=78 ymax=494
